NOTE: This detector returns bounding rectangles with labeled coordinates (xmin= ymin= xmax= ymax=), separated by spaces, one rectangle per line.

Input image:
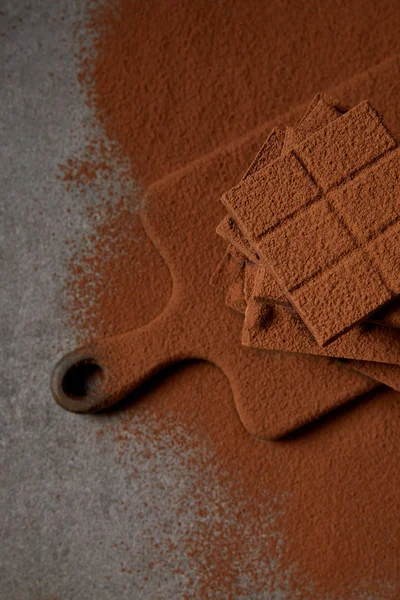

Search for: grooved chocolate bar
xmin=252 ymin=261 xmax=400 ymax=328
xmin=215 ymin=252 xmax=400 ymax=390
xmin=221 ymin=255 xmax=400 ymax=367
xmin=211 ymin=89 xmax=400 ymax=394
xmin=213 ymin=94 xmax=400 ymax=338
xmin=214 ymin=93 xmax=344 ymax=269
xmin=223 ymin=101 xmax=399 ymax=345
xmin=247 ymin=103 xmax=400 ymax=329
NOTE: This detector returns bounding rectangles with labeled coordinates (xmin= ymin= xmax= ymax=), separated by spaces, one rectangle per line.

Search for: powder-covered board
xmin=51 ymin=122 xmax=378 ymax=439
xmin=51 ymin=53 xmax=400 ymax=439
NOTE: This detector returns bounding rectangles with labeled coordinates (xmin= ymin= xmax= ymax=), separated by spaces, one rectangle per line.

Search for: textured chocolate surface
xmin=217 ymin=96 xmax=400 ymax=329
xmin=242 ymin=300 xmax=400 ymax=365
xmin=213 ymin=126 xmax=286 ymax=264
xmin=252 ymin=264 xmax=285 ymax=303
xmin=242 ymin=126 xmax=287 ymax=179
xmin=216 ymin=216 xmax=258 ymax=262
xmin=223 ymin=101 xmax=399 ymax=345
xmin=209 ymin=249 xmax=243 ymax=294
xmin=211 ymin=89 xmax=400 ymax=390
xmin=252 ymin=264 xmax=400 ymax=328
xmin=282 ymin=99 xmax=342 ymax=154
xmin=219 ymin=265 xmax=400 ymax=390
xmin=250 ymin=104 xmax=400 ymax=329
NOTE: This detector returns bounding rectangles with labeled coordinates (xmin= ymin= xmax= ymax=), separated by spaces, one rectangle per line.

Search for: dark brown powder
xmin=61 ymin=1 xmax=400 ymax=597
xmin=65 ymin=198 xmax=171 ymax=342
xmin=81 ymin=0 xmax=400 ymax=187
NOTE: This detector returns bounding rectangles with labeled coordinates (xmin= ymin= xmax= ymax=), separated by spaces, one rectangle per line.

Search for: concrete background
xmin=1 ymin=2 xmax=220 ymax=598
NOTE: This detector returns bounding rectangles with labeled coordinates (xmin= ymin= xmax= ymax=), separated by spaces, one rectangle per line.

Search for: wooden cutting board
xmin=51 ymin=54 xmax=400 ymax=439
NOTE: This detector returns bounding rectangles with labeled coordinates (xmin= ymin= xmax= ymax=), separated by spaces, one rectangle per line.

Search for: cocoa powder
xmin=62 ymin=1 xmax=400 ymax=598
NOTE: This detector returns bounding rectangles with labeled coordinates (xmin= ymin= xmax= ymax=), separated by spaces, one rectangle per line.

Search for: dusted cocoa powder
xmin=62 ymin=1 xmax=400 ymax=598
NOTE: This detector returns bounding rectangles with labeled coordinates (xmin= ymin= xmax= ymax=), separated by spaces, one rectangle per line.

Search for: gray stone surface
xmin=0 ymin=2 xmax=210 ymax=598
xmin=2 ymin=2 xmax=284 ymax=599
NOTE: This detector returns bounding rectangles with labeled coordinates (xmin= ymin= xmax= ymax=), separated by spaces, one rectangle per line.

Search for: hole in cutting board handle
xmin=62 ymin=360 xmax=105 ymax=398
xmin=51 ymin=351 xmax=110 ymax=413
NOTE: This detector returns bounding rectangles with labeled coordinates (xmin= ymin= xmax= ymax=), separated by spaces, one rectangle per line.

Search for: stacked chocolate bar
xmin=212 ymin=93 xmax=400 ymax=390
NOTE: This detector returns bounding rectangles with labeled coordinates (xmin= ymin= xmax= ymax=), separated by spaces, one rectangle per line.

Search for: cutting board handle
xmin=51 ymin=303 xmax=192 ymax=413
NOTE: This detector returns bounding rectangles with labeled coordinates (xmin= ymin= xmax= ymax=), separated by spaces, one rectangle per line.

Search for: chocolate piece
xmin=211 ymin=96 xmax=400 ymax=390
xmin=217 ymin=216 xmax=258 ymax=262
xmin=282 ymin=99 xmax=342 ymax=154
xmin=226 ymin=266 xmax=247 ymax=314
xmin=295 ymin=91 xmax=348 ymax=126
xmin=242 ymin=126 xmax=287 ymax=179
xmin=214 ymin=232 xmax=400 ymax=387
xmin=227 ymin=243 xmax=247 ymax=262
xmin=252 ymin=264 xmax=285 ymax=303
xmin=223 ymin=101 xmax=399 ymax=345
xmin=254 ymin=263 xmax=400 ymax=328
xmin=242 ymin=301 xmax=400 ymax=365
xmin=213 ymin=126 xmax=287 ymax=266
xmin=209 ymin=249 xmax=242 ymax=294
xmin=249 ymin=104 xmax=400 ymax=329
xmin=295 ymin=99 xmax=342 ymax=134
xmin=212 ymin=205 xmax=399 ymax=390
xmin=243 ymin=262 xmax=257 ymax=302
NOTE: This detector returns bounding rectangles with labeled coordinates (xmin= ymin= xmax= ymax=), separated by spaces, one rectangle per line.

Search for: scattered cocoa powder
xmin=61 ymin=1 xmax=400 ymax=598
